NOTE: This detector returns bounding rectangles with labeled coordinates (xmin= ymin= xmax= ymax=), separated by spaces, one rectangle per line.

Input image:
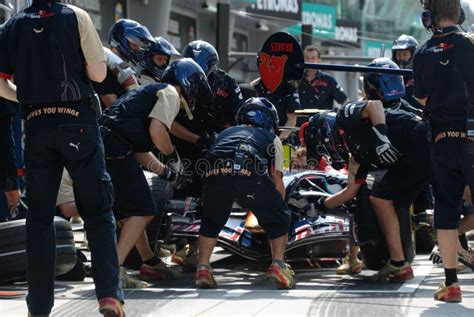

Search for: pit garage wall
xmin=127 ymin=0 xmax=172 ymax=39
xmin=70 ymin=0 xmax=359 ymax=101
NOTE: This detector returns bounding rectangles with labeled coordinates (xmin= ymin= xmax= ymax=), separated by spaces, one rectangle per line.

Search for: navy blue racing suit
xmin=200 ymin=126 xmax=291 ymax=240
xmin=0 ymin=2 xmax=123 ymax=314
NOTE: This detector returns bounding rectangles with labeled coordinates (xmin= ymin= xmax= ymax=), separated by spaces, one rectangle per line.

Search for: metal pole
xmin=229 ymin=51 xmax=372 ymax=63
xmin=216 ymin=2 xmax=230 ymax=71
xmin=299 ymin=62 xmax=412 ymax=76
xmin=302 ymin=24 xmax=313 ymax=50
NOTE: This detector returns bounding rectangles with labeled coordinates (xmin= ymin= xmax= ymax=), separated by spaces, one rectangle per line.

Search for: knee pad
xmin=199 ymin=219 xmax=222 ymax=238
xmin=260 ymin=206 xmax=291 ymax=240
xmin=264 ymin=224 xmax=290 ymax=240
xmin=434 ymin=206 xmax=461 ymax=230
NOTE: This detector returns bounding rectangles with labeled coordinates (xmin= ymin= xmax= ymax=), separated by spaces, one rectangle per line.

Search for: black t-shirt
xmin=206 ymin=125 xmax=277 ymax=174
xmin=402 ymin=75 xmax=423 ymax=109
xmin=337 ymin=101 xmax=422 ymax=169
xmin=298 ymin=71 xmax=347 ymax=110
xmin=175 ymin=69 xmax=243 ymax=135
xmin=209 ymin=69 xmax=244 ymax=131
xmin=171 ymin=70 xmax=243 ymax=158
xmin=254 ymin=79 xmax=300 ymax=125
xmin=413 ymin=26 xmax=474 ymax=129
xmin=0 ymin=97 xmax=17 ymax=118
xmin=92 ymin=68 xmax=124 ymax=108
xmin=0 ymin=2 xmax=94 ymax=105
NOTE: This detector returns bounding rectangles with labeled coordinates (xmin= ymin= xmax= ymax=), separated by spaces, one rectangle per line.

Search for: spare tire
xmin=144 ymin=171 xmax=174 ymax=214
xmin=0 ymin=217 xmax=76 ymax=284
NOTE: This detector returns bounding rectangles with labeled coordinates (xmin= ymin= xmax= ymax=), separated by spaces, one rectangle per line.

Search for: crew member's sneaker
xmin=434 ymin=282 xmax=462 ymax=302
xmin=99 ymin=297 xmax=125 ymax=317
xmin=370 ymin=262 xmax=414 ymax=282
xmin=71 ymin=216 xmax=83 ymax=224
xmin=172 ymin=244 xmax=198 ymax=271
xmin=156 ymin=247 xmax=172 ymax=258
xmin=139 ymin=261 xmax=182 ymax=282
xmin=266 ymin=263 xmax=296 ymax=289
xmin=195 ymin=264 xmax=217 ymax=289
xmin=336 ymin=255 xmax=362 ymax=275
xmin=458 ymin=248 xmax=474 ymax=270
xmin=120 ymin=267 xmax=150 ymax=289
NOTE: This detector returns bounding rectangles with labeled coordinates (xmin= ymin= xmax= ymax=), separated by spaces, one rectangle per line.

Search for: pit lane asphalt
xmin=1 ymin=249 xmax=473 ymax=317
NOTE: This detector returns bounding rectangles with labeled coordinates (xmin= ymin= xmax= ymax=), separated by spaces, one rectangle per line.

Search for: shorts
xmin=199 ymin=174 xmax=291 ymax=240
xmin=432 ymin=137 xmax=474 ymax=229
xmin=369 ymin=123 xmax=430 ymax=205
xmin=106 ymin=155 xmax=157 ymax=220
xmin=56 ymin=168 xmax=75 ymax=207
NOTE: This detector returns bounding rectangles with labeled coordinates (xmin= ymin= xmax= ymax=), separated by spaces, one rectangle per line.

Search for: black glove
xmin=314 ymin=197 xmax=329 ymax=213
xmin=196 ymin=134 xmax=214 ymax=151
xmin=372 ymin=124 xmax=402 ymax=166
xmin=161 ymin=166 xmax=176 ymax=182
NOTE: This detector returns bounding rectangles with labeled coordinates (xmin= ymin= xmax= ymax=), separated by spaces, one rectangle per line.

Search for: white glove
xmin=104 ymin=47 xmax=139 ymax=91
xmin=372 ymin=124 xmax=402 ymax=166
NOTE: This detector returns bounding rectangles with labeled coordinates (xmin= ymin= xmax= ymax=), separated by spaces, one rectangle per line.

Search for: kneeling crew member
xmin=196 ymin=97 xmax=294 ymax=290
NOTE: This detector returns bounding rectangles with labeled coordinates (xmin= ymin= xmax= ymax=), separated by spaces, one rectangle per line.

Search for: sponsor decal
xmin=258 ymin=53 xmax=288 ymax=93
xmin=26 ymin=107 xmax=80 ymax=121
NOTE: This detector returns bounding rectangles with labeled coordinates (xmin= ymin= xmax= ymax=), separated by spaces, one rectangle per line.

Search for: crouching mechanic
xmin=342 ymin=101 xmax=429 ymax=280
xmin=196 ymin=97 xmax=294 ymax=289
xmin=303 ymin=116 xmax=362 ymax=276
xmin=306 ymin=74 xmax=430 ymax=282
xmin=99 ymin=58 xmax=211 ymax=287
xmin=169 ymin=40 xmax=244 ymax=269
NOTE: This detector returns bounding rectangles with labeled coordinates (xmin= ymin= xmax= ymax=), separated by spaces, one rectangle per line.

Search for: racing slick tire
xmin=0 ymin=217 xmax=76 ymax=284
xmin=415 ymin=225 xmax=435 ymax=254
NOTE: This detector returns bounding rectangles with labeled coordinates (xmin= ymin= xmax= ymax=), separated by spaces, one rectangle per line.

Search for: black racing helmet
xmin=304 ymin=111 xmax=347 ymax=170
xmin=108 ymin=19 xmax=155 ymax=64
xmin=236 ymin=97 xmax=279 ymax=134
xmin=391 ymin=34 xmax=419 ymax=68
xmin=161 ymin=58 xmax=213 ymax=113
xmin=182 ymin=40 xmax=219 ymax=77
xmin=363 ymin=57 xmax=405 ymax=103
xmin=143 ymin=37 xmax=181 ymax=81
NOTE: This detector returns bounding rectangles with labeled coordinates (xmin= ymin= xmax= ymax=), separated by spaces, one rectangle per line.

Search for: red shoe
xmin=266 ymin=263 xmax=296 ymax=289
xmin=99 ymin=297 xmax=125 ymax=317
xmin=195 ymin=264 xmax=217 ymax=289
xmin=370 ymin=262 xmax=414 ymax=283
xmin=434 ymin=282 xmax=462 ymax=302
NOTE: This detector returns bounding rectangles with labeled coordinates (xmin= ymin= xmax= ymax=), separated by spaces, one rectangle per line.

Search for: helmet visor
xmin=126 ymin=34 xmax=151 ymax=51
xmin=379 ymin=74 xmax=405 ymax=101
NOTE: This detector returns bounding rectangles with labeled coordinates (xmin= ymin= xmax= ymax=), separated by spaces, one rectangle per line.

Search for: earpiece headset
xmin=421 ymin=0 xmax=465 ymax=30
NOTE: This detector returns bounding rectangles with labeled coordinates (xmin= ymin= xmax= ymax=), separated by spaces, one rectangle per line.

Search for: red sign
xmin=258 ymin=53 xmax=288 ymax=93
